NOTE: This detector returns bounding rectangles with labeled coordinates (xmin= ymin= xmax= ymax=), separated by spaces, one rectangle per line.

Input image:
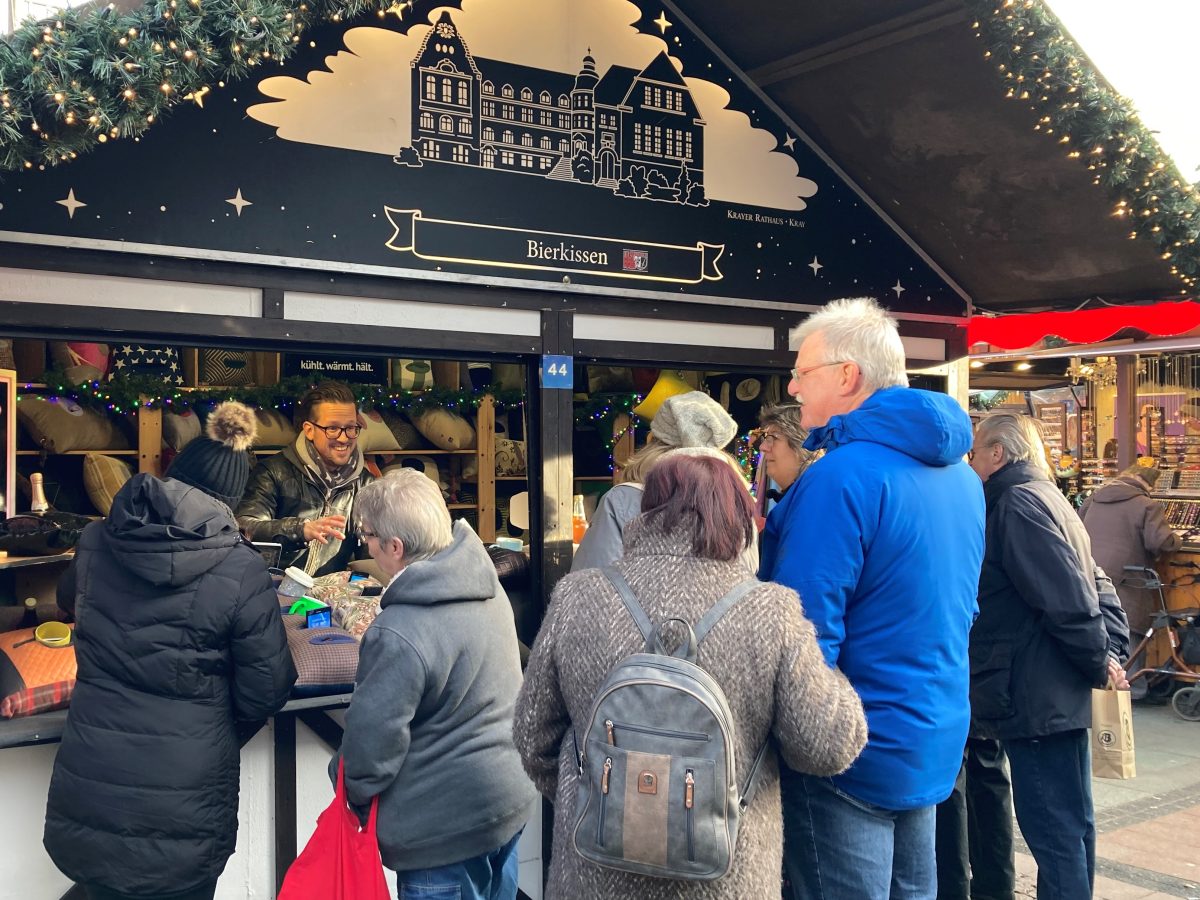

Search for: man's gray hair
xmin=790 ymin=297 xmax=908 ymax=393
xmin=356 ymin=468 xmax=453 ymax=564
xmin=975 ymin=413 xmax=1053 ymax=477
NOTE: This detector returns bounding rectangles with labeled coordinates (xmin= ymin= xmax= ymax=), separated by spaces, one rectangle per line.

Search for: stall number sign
xmin=543 ymin=355 xmax=573 ymax=390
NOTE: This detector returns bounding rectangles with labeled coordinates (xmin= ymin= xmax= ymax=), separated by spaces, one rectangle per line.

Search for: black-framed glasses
xmin=358 ymin=527 xmax=378 ymax=547
xmin=307 ymin=421 xmax=363 ymax=439
xmin=754 ymin=430 xmax=784 ymax=449
xmin=790 ymin=361 xmax=848 ymax=381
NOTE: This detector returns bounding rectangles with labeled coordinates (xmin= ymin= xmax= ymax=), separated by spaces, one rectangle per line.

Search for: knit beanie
xmin=651 ymin=391 xmax=738 ymax=449
xmin=166 ymin=401 xmax=258 ymax=508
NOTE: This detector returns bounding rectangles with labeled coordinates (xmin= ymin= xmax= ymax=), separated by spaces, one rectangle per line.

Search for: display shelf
xmin=16 ymin=449 xmax=139 ymax=456
xmin=0 ymin=552 xmax=73 ymax=570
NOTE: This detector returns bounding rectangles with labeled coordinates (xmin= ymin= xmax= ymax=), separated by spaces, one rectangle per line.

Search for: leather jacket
xmin=235 ymin=444 xmax=373 ymax=576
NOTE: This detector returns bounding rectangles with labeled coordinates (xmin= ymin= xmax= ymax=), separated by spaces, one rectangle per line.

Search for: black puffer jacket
xmin=235 ymin=443 xmax=372 ymax=576
xmin=44 ymin=475 xmax=296 ymax=896
xmin=971 ymin=461 xmax=1110 ymax=741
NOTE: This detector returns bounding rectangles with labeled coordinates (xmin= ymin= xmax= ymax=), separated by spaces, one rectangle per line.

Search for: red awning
xmin=968 ymin=301 xmax=1200 ymax=351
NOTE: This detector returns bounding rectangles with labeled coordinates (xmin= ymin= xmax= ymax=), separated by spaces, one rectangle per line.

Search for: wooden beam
xmin=748 ymin=1 xmax=967 ymax=86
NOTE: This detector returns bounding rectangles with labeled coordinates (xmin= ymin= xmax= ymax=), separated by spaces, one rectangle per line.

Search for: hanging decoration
xmin=968 ymin=300 xmax=1200 ymax=350
xmin=968 ymin=390 xmax=1011 ymax=412
xmin=966 ymin=0 xmax=1200 ymax=292
xmin=0 ymin=0 xmax=422 ymax=171
xmin=22 ymin=368 xmax=525 ymax=415
xmin=1066 ymin=355 xmax=1117 ymax=388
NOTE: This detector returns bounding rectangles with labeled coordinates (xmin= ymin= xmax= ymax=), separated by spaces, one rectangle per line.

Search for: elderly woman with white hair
xmin=968 ymin=412 xmax=1127 ymax=900
xmin=332 ymin=468 xmax=537 ymax=900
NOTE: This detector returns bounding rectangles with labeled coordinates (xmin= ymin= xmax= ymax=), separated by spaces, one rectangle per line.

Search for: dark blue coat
xmin=971 ymin=460 xmax=1110 ymax=740
xmin=760 ymin=386 xmax=984 ymax=810
xmin=44 ymin=475 xmax=296 ymax=895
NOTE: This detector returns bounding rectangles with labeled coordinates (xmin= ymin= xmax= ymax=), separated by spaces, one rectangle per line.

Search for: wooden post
xmin=612 ymin=413 xmax=634 ymax=484
xmin=477 ymin=395 xmax=497 ymax=542
xmin=138 ymin=399 xmax=163 ymax=476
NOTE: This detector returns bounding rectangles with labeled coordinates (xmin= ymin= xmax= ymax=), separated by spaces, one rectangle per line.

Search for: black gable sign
xmin=0 ymin=0 xmax=966 ymax=317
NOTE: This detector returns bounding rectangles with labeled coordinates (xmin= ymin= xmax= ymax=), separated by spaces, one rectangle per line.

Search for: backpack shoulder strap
xmin=601 ymin=566 xmax=654 ymax=644
xmin=693 ymin=579 xmax=759 ymax=644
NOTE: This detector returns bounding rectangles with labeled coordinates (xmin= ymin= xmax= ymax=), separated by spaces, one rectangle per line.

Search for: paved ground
xmin=1013 ymin=701 xmax=1200 ymax=899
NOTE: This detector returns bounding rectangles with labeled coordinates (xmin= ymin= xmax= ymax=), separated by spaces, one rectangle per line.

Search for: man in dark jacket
xmin=969 ymin=412 xmax=1127 ymax=900
xmin=236 ymin=380 xmax=374 ymax=576
xmin=45 ymin=402 xmax=297 ymax=900
xmin=332 ymin=468 xmax=536 ymax=898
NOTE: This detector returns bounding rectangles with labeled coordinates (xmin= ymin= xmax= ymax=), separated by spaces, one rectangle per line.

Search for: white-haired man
xmin=968 ymin=413 xmax=1126 ymax=900
xmin=332 ymin=469 xmax=537 ymax=900
xmin=760 ymin=297 xmax=985 ymax=900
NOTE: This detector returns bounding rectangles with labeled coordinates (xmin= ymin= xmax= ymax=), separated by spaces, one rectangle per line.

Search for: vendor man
xmin=237 ymin=380 xmax=374 ymax=576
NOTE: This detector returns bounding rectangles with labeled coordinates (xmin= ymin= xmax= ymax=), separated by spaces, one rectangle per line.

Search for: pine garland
xmin=27 ymin=367 xmax=525 ymax=416
xmin=966 ymin=0 xmax=1200 ymax=292
xmin=0 ymin=0 xmax=417 ymax=170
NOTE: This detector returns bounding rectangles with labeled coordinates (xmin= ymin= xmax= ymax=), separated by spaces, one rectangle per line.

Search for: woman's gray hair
xmin=355 ymin=468 xmax=453 ymax=564
xmin=790 ymin=297 xmax=908 ymax=393
xmin=975 ymin=413 xmax=1053 ymax=477
xmin=758 ymin=402 xmax=809 ymax=457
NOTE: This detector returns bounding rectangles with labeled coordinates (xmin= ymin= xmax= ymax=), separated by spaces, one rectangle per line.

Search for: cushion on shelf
xmin=359 ymin=408 xmax=400 ymax=453
xmin=391 ymin=359 xmax=435 ymax=391
xmin=0 ymin=338 xmax=16 ymax=371
xmin=109 ymin=345 xmax=183 ymax=384
xmin=50 ymin=342 xmax=110 ymax=378
xmin=379 ymin=410 xmax=431 ymax=449
xmin=412 ymin=407 xmax=476 ymax=451
xmin=82 ymin=453 xmax=133 ymax=516
xmin=495 ymin=438 xmax=526 ymax=476
xmin=200 ymin=349 xmax=254 ymax=386
xmin=0 ymin=625 xmax=77 ymax=718
xmin=162 ymin=409 xmax=202 ymax=451
xmin=17 ymin=396 xmax=132 ymax=453
xmin=252 ymin=409 xmax=297 ymax=448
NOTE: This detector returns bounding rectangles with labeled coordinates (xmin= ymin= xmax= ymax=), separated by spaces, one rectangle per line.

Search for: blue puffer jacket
xmin=760 ymin=387 xmax=984 ymax=810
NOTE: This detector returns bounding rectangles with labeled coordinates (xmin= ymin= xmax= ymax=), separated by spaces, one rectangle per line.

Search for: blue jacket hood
xmin=805 ymin=386 xmax=972 ymax=466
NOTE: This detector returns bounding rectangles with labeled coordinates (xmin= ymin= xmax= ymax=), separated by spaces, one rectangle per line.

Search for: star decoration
xmin=783 ymin=134 xmax=796 ymax=151
xmin=892 ymin=280 xmax=906 ymax=297
xmin=226 ymin=189 xmax=253 ymax=217
xmin=808 ymin=256 xmax=823 ymax=275
xmin=56 ymin=188 xmax=87 ymax=219
xmin=385 ymin=2 xmax=405 ymax=19
xmin=183 ymin=85 xmax=211 ymax=107
xmin=653 ymin=11 xmax=672 ymax=34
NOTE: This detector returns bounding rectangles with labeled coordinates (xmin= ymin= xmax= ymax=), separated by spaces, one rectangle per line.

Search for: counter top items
xmin=278 ymin=566 xmax=315 ymax=598
xmin=307 ymin=571 xmax=384 ymax=640
xmin=0 ymin=511 xmax=95 ymax=557
xmin=0 ymin=623 xmax=76 ymax=718
xmin=282 ymin=615 xmax=359 ymax=697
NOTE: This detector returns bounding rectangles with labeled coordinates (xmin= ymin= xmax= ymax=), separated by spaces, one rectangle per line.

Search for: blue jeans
xmin=1003 ymin=729 xmax=1094 ymax=900
xmin=782 ymin=769 xmax=937 ymax=900
xmin=395 ymin=829 xmax=522 ymax=900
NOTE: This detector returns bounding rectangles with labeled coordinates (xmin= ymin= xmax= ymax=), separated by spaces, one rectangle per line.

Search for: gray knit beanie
xmin=651 ymin=391 xmax=738 ymax=449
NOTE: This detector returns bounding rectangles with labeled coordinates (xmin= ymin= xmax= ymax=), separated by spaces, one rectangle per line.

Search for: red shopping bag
xmin=278 ymin=759 xmax=392 ymax=900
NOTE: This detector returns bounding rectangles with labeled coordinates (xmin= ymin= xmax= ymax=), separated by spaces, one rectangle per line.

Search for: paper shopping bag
xmin=1091 ymin=686 xmax=1136 ymax=779
xmin=277 ymin=760 xmax=391 ymax=900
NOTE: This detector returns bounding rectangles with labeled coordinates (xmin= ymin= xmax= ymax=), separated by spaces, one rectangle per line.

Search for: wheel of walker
xmin=1170 ymin=686 xmax=1200 ymax=721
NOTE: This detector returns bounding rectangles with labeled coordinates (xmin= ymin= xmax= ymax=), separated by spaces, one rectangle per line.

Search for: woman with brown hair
xmin=515 ymin=450 xmax=867 ymax=899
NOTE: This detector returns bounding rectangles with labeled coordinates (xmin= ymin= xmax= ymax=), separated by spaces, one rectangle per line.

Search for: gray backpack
xmin=571 ymin=567 xmax=770 ymax=881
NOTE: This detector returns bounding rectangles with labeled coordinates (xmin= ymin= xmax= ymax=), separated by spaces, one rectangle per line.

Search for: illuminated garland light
xmin=0 ymin=0 xmax=418 ymax=170
xmin=966 ymin=0 xmax=1200 ymax=292
xmin=28 ymin=369 xmax=524 ymax=416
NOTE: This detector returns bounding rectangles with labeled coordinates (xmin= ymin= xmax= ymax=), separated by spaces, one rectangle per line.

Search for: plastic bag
xmin=277 ymin=759 xmax=392 ymax=900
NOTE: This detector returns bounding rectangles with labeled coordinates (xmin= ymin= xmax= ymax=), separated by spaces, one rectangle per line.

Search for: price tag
xmin=542 ymin=354 xmax=574 ymax=390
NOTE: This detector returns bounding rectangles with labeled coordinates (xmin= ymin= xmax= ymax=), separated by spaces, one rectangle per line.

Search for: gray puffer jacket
xmin=332 ymin=520 xmax=537 ymax=872
xmin=235 ymin=441 xmax=373 ymax=576
xmin=44 ymin=475 xmax=296 ymax=896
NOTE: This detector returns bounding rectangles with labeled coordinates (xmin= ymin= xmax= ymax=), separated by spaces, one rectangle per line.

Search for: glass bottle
xmin=572 ymin=494 xmax=588 ymax=544
xmin=29 ymin=472 xmax=49 ymax=514
xmin=20 ymin=597 xmax=38 ymax=630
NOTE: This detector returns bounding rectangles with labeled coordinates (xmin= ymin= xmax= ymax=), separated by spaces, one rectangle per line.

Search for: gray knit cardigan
xmin=514 ymin=513 xmax=868 ymax=899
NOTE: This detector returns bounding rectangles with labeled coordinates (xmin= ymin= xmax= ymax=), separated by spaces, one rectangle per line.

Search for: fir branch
xmin=965 ymin=0 xmax=1200 ymax=294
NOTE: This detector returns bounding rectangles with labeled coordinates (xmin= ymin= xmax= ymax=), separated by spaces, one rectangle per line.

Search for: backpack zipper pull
xmin=605 ymin=719 xmax=615 ymax=745
xmin=685 ymin=770 xmax=694 ymax=809
xmin=602 ymin=757 xmax=612 ymax=794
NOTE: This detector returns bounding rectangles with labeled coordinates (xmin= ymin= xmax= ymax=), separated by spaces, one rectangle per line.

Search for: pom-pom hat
xmin=166 ymin=401 xmax=258 ymax=508
xmin=651 ymin=391 xmax=738 ymax=449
